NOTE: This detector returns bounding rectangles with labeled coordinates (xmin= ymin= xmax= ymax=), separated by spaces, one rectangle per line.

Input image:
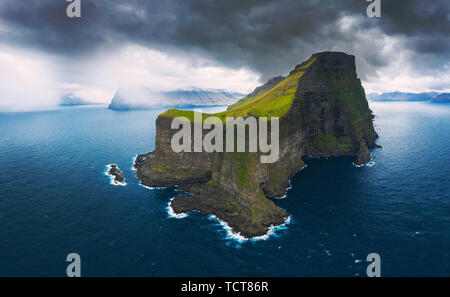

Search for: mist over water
xmin=0 ymin=102 xmax=448 ymax=276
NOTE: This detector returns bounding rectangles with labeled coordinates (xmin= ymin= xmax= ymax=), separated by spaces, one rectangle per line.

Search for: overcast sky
xmin=0 ymin=0 xmax=449 ymax=111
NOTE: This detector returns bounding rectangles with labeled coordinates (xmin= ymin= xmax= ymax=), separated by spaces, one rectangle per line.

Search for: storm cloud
xmin=0 ymin=0 xmax=449 ymax=110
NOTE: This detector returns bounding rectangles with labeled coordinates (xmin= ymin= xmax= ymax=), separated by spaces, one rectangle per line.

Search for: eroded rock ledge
xmin=134 ymin=52 xmax=379 ymax=238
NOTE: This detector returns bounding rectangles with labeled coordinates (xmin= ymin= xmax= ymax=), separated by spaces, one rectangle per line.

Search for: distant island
xmin=367 ymin=91 xmax=450 ymax=102
xmin=59 ymin=93 xmax=103 ymax=106
xmin=133 ymin=52 xmax=379 ymax=238
xmin=108 ymin=88 xmax=244 ymax=110
xmin=227 ymin=76 xmax=285 ymax=110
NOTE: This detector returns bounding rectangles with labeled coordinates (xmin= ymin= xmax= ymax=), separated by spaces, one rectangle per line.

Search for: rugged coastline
xmin=134 ymin=52 xmax=379 ymax=238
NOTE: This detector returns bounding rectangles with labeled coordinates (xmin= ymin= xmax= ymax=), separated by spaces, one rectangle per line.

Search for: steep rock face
xmin=251 ymin=52 xmax=377 ymax=198
xmin=135 ymin=52 xmax=378 ymax=238
xmin=136 ymin=116 xmax=212 ymax=187
xmin=294 ymin=52 xmax=378 ymax=154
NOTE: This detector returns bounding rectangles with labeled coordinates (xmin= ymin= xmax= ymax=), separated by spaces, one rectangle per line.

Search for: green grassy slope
xmin=161 ymin=56 xmax=318 ymax=122
xmin=227 ymin=76 xmax=285 ymax=110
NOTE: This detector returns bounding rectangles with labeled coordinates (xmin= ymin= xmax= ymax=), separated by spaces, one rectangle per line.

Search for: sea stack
xmin=108 ymin=164 xmax=125 ymax=185
xmin=134 ymin=52 xmax=379 ymax=238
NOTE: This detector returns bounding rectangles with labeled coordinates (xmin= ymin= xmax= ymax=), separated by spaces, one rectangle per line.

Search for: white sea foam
xmin=164 ymin=196 xmax=292 ymax=242
xmin=208 ymin=214 xmax=292 ymax=242
xmin=208 ymin=215 xmax=248 ymax=242
xmin=139 ymin=182 xmax=166 ymax=190
xmin=174 ymin=188 xmax=193 ymax=196
xmin=131 ymin=155 xmax=138 ymax=171
xmin=252 ymin=216 xmax=292 ymax=241
xmin=104 ymin=164 xmax=127 ymax=186
xmin=275 ymin=180 xmax=292 ymax=200
xmin=412 ymin=231 xmax=423 ymax=236
xmin=275 ymin=164 xmax=307 ymax=199
xmin=352 ymin=160 xmax=376 ymax=168
xmin=167 ymin=197 xmax=188 ymax=219
xmin=307 ymin=155 xmax=331 ymax=159
xmin=323 ymin=249 xmax=332 ymax=256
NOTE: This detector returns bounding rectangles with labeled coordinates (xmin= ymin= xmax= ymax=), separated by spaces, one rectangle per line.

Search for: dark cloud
xmin=0 ymin=0 xmax=449 ymax=80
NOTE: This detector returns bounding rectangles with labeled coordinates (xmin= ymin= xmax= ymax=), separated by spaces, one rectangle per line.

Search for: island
xmin=108 ymin=88 xmax=245 ymax=110
xmin=367 ymin=91 xmax=450 ymax=102
xmin=59 ymin=93 xmax=101 ymax=106
xmin=134 ymin=52 xmax=379 ymax=238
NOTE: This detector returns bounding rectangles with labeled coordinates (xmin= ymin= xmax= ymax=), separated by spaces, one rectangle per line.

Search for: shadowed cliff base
xmin=134 ymin=51 xmax=379 ymax=238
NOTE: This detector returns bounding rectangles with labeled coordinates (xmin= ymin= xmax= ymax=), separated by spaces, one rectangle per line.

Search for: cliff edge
xmin=134 ymin=52 xmax=378 ymax=238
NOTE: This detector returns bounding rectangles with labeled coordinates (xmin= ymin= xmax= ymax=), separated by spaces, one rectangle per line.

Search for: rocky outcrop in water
xmin=108 ymin=164 xmax=125 ymax=185
xmin=134 ymin=52 xmax=379 ymax=238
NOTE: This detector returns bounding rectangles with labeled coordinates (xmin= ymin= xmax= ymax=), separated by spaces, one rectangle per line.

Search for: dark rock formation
xmin=108 ymin=164 xmax=125 ymax=184
xmin=134 ymin=52 xmax=379 ymax=238
xmin=133 ymin=154 xmax=147 ymax=171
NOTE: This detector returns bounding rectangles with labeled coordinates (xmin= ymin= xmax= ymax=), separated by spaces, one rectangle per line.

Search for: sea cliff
xmin=134 ymin=52 xmax=378 ymax=238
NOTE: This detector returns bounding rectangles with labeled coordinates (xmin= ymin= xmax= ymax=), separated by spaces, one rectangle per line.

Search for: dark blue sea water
xmin=0 ymin=102 xmax=449 ymax=276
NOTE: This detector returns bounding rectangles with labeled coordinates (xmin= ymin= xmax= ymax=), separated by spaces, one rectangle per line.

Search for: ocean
xmin=0 ymin=102 xmax=449 ymax=276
